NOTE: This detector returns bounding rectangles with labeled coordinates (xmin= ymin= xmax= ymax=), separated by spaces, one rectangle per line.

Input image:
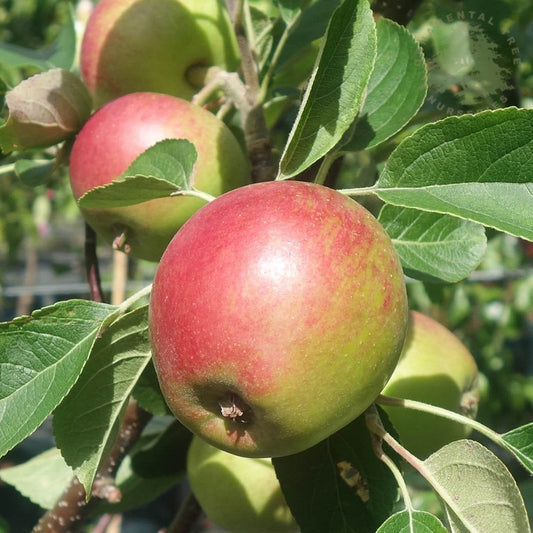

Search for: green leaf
xmin=376 ymin=510 xmax=448 ymax=532
xmin=276 ymin=0 xmax=340 ymax=69
xmin=0 ymin=4 xmax=76 ymax=71
xmin=132 ymin=361 xmax=171 ymax=416
xmin=0 ymin=300 xmax=117 ymax=459
xmin=376 ymin=107 xmax=533 ymax=240
xmin=0 ymin=448 xmax=72 ymax=510
xmin=423 ymin=439 xmax=530 ymax=532
xmin=273 ymin=415 xmax=398 ymax=533
xmin=277 ymin=0 xmax=377 ymax=179
xmin=14 ymin=159 xmax=55 ymax=187
xmin=53 ymin=305 xmax=152 ymax=496
xmin=275 ymin=0 xmax=303 ymax=24
xmin=94 ymin=421 xmax=191 ymax=514
xmin=378 ymin=205 xmax=487 ymax=282
xmin=346 ymin=18 xmax=427 ymax=151
xmin=501 ymin=423 xmax=533 ymax=475
xmin=0 ymin=69 xmax=92 ymax=153
xmin=78 ymin=139 xmax=198 ymax=209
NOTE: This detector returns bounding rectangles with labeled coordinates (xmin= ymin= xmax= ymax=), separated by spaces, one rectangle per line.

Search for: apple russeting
xmin=381 ymin=311 xmax=480 ymax=458
xmin=80 ymin=0 xmax=240 ymax=108
xmin=187 ymin=436 xmax=297 ymax=533
xmin=68 ymin=91 xmax=250 ymax=262
xmin=149 ymin=180 xmax=408 ymax=458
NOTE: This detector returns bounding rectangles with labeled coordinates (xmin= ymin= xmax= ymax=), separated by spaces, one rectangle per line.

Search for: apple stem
xmin=376 ymin=394 xmax=506 ymax=449
xmin=365 ymin=406 xmax=415 ymax=512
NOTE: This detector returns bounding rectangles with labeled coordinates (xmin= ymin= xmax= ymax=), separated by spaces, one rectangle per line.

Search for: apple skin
xmin=80 ymin=0 xmax=240 ymax=108
xmin=381 ymin=311 xmax=480 ymax=459
xmin=187 ymin=436 xmax=298 ymax=533
xmin=149 ymin=180 xmax=408 ymax=457
xmin=69 ymin=92 xmax=250 ymax=262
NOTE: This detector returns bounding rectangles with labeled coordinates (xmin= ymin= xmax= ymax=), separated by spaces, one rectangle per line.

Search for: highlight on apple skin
xmin=80 ymin=0 xmax=240 ymax=108
xmin=68 ymin=91 xmax=250 ymax=262
xmin=187 ymin=436 xmax=298 ymax=533
xmin=149 ymin=180 xmax=409 ymax=458
xmin=381 ymin=310 xmax=480 ymax=459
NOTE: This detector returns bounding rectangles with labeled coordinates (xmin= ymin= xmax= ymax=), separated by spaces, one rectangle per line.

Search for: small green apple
xmin=187 ymin=436 xmax=298 ymax=533
xmin=381 ymin=311 xmax=480 ymax=458
xmin=80 ymin=0 xmax=240 ymax=108
xmin=149 ymin=180 xmax=408 ymax=457
xmin=68 ymin=91 xmax=250 ymax=262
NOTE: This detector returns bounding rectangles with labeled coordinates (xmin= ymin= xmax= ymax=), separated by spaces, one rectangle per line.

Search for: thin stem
xmin=170 ymin=188 xmax=217 ymax=204
xmin=118 ymin=283 xmax=152 ymax=312
xmin=376 ymin=394 xmax=506 ymax=448
xmin=258 ymin=13 xmax=302 ymax=103
xmin=314 ymin=152 xmax=342 ymax=186
xmin=337 ymin=185 xmax=379 ymax=198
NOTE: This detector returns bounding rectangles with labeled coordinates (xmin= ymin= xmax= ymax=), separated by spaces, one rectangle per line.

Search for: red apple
xmin=149 ymin=180 xmax=408 ymax=457
xmin=69 ymin=92 xmax=250 ymax=262
xmin=80 ymin=0 xmax=240 ymax=108
xmin=381 ymin=311 xmax=480 ymax=458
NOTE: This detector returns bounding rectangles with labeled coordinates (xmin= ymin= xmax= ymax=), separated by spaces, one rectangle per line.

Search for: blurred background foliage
xmin=0 ymin=0 xmax=531 ymax=529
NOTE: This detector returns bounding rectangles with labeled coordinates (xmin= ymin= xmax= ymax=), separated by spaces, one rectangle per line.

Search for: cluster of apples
xmin=71 ymin=1 xmax=480 ymax=531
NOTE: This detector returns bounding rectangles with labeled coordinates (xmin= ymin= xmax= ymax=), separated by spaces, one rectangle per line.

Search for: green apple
xmin=381 ymin=311 xmax=480 ymax=459
xmin=187 ymin=436 xmax=298 ymax=533
xmin=68 ymin=91 xmax=250 ymax=262
xmin=149 ymin=180 xmax=408 ymax=457
xmin=80 ymin=0 xmax=240 ymax=108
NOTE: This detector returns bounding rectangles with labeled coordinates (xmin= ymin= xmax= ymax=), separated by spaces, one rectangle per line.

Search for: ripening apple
xmin=381 ymin=311 xmax=480 ymax=459
xmin=68 ymin=92 xmax=250 ymax=262
xmin=80 ymin=0 xmax=240 ymax=108
xmin=149 ymin=180 xmax=408 ymax=458
xmin=187 ymin=436 xmax=298 ymax=533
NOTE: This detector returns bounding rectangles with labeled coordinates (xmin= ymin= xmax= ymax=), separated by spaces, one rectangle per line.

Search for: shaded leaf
xmin=378 ymin=205 xmax=486 ymax=282
xmin=347 ymin=18 xmax=427 ymax=151
xmin=0 ymin=300 xmax=117 ymax=458
xmin=15 ymin=159 xmax=55 ymax=187
xmin=423 ymin=439 xmax=530 ymax=532
xmin=277 ymin=0 xmax=376 ymax=179
xmin=273 ymin=415 xmax=398 ymax=533
xmin=376 ymin=107 xmax=533 ymax=240
xmin=0 ymin=69 xmax=92 ymax=153
xmin=377 ymin=510 xmax=448 ymax=532
xmin=53 ymin=306 xmax=152 ymax=495
xmin=78 ymin=139 xmax=198 ymax=209
xmin=502 ymin=423 xmax=533 ymax=475
xmin=94 ymin=421 xmax=191 ymax=514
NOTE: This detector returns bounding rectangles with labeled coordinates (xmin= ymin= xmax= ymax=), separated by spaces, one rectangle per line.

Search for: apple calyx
xmin=219 ymin=394 xmax=252 ymax=424
xmin=112 ymin=230 xmax=131 ymax=255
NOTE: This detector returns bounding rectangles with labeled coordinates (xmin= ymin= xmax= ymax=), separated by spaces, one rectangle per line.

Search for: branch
xmin=84 ymin=223 xmax=105 ymax=302
xmin=223 ymin=0 xmax=276 ymax=182
xmin=33 ymin=400 xmax=152 ymax=532
xmin=164 ymin=491 xmax=203 ymax=533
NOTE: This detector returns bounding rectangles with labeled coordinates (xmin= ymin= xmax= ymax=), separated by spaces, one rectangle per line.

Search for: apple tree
xmin=0 ymin=0 xmax=532 ymax=532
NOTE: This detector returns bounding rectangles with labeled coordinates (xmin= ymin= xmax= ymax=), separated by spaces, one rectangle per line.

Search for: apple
xmin=187 ymin=436 xmax=298 ymax=533
xmin=381 ymin=311 xmax=480 ymax=459
xmin=68 ymin=91 xmax=250 ymax=262
xmin=149 ymin=180 xmax=408 ymax=457
xmin=80 ymin=0 xmax=240 ymax=108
